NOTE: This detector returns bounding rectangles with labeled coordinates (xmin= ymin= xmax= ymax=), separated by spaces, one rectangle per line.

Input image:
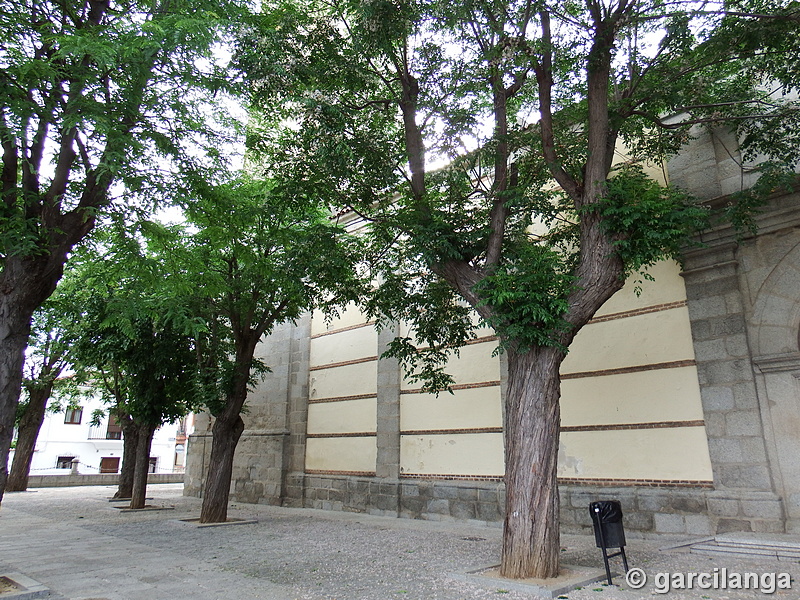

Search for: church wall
xmin=185 ymin=126 xmax=799 ymax=537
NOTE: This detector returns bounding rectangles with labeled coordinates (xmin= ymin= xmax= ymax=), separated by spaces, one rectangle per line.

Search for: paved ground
xmin=1 ymin=484 xmax=799 ymax=599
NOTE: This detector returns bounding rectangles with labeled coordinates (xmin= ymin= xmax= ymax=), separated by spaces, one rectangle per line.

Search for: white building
xmin=10 ymin=394 xmax=193 ymax=476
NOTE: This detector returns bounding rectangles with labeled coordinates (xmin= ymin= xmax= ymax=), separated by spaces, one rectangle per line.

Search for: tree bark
xmin=0 ymin=261 xmax=47 ymax=504
xmin=129 ymin=423 xmax=155 ymax=510
xmin=6 ymin=383 xmax=52 ymax=492
xmin=199 ymin=413 xmax=245 ymax=523
xmin=0 ymin=235 xmax=94 ymax=505
xmin=500 ymin=346 xmax=565 ymax=579
xmin=114 ymin=414 xmax=139 ymax=500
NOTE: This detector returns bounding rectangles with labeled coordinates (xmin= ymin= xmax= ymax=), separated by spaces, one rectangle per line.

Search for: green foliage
xmin=67 ymin=240 xmax=200 ymax=428
xmin=593 ymin=165 xmax=710 ymax=275
xmin=243 ymin=0 xmax=800 ymax=393
xmin=0 ymin=0 xmax=250 ymax=263
xmin=725 ymin=165 xmax=799 ymax=236
xmin=476 ymin=244 xmax=575 ymax=352
xmin=146 ymin=175 xmax=365 ymax=416
xmin=17 ymin=272 xmax=92 ymax=423
xmin=372 ymin=275 xmax=476 ymax=394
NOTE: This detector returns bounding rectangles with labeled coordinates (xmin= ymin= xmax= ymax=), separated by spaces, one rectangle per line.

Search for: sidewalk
xmin=1 ymin=484 xmax=797 ymax=599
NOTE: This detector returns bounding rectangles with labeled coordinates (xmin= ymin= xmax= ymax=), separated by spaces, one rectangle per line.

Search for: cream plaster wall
xmin=611 ymin=141 xmax=669 ymax=186
xmin=310 ymin=303 xmax=370 ymax=337
xmin=397 ymin=315 xmax=496 ymax=346
xmin=305 ymin=257 xmax=713 ymax=485
xmin=401 ymin=426 xmax=713 ymax=481
xmin=308 ymin=398 xmax=378 ymax=435
xmin=310 ymin=326 xmax=377 ymax=367
xmin=558 ymin=427 xmax=713 ymax=480
xmin=400 ymin=433 xmax=504 ymax=476
xmin=400 ymin=386 xmax=502 ymax=431
xmin=309 ymin=361 xmax=377 ymax=399
xmin=306 ymin=437 xmax=377 ymax=472
xmin=400 ymin=340 xmax=500 ymax=390
xmin=595 ymin=260 xmax=687 ymax=317
xmin=562 ymin=306 xmax=696 ymax=374
xmin=560 ymin=366 xmax=704 ymax=426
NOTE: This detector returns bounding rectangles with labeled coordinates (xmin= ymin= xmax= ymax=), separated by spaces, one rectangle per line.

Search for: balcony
xmin=87 ymin=425 xmax=123 ymax=441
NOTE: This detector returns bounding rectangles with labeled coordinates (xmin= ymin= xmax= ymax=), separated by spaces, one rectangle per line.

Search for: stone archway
xmin=748 ymin=238 xmax=800 ymax=531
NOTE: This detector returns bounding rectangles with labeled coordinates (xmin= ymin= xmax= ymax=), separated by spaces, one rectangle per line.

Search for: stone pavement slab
xmin=0 ymin=489 xmax=294 ymax=600
xmin=3 ymin=484 xmax=800 ymax=599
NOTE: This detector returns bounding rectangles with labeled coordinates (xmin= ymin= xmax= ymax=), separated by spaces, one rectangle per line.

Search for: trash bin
xmin=588 ymin=500 xmax=629 ymax=585
xmin=589 ymin=500 xmax=626 ymax=549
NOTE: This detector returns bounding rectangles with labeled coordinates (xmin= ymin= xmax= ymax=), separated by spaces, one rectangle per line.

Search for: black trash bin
xmin=589 ymin=500 xmax=629 ymax=585
xmin=590 ymin=500 xmax=626 ymax=548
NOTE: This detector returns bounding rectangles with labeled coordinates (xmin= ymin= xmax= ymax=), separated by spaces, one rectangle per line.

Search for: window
xmin=100 ymin=457 xmax=120 ymax=473
xmin=64 ymin=407 xmax=83 ymax=424
xmin=148 ymin=457 xmax=158 ymax=473
xmin=56 ymin=456 xmax=75 ymax=469
xmin=105 ymin=419 xmax=123 ymax=440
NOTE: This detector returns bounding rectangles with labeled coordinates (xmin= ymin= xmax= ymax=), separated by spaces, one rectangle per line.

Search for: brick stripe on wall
xmin=561 ymin=420 xmax=706 ymax=432
xmin=400 ymin=380 xmax=501 ymax=395
xmin=399 ymin=473 xmax=504 ymax=482
xmin=400 ymin=427 xmax=503 ymax=436
xmin=588 ymin=300 xmax=688 ymax=324
xmin=308 ymin=393 xmax=377 ymax=404
xmin=562 ymin=359 xmax=696 ymax=380
xmin=306 ymin=432 xmax=377 ymax=438
xmin=396 ymin=473 xmax=714 ymax=488
xmin=310 ymin=321 xmax=376 ymax=339
xmin=306 ymin=469 xmax=376 ymax=477
xmin=309 ymin=356 xmax=378 ymax=372
xmin=558 ymin=477 xmax=714 ymax=488
xmin=307 ymin=300 xmax=684 ymax=342
xmin=397 ymin=421 xmax=704 ymax=436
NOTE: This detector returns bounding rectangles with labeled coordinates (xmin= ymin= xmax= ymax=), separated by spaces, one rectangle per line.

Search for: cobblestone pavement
xmin=1 ymin=484 xmax=798 ymax=599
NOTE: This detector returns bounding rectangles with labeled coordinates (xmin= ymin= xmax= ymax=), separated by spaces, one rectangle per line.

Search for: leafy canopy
xmin=67 ymin=238 xmax=200 ymax=427
xmin=0 ymin=0 xmax=251 ymax=262
xmin=231 ymin=0 xmax=800 ymax=389
xmin=141 ymin=175 xmax=366 ymax=416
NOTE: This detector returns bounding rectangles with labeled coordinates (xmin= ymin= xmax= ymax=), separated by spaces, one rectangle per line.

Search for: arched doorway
xmin=749 ymin=239 xmax=800 ymax=531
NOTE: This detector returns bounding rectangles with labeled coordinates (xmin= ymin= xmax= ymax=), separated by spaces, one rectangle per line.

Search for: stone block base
xmin=184 ymin=429 xmax=289 ymax=504
xmin=302 ymin=474 xmax=785 ymax=535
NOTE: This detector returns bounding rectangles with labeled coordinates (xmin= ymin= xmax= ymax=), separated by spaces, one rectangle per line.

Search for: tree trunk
xmin=500 ymin=346 xmax=565 ymax=579
xmin=6 ymin=383 xmax=52 ymax=492
xmin=0 ymin=286 xmax=37 ymax=504
xmin=0 ymin=251 xmax=83 ymax=504
xmin=114 ymin=415 xmax=139 ymax=500
xmin=129 ymin=423 xmax=155 ymax=510
xmin=199 ymin=413 xmax=245 ymax=523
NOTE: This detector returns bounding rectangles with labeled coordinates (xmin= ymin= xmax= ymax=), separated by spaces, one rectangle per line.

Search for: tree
xmin=245 ymin=0 xmax=800 ymax=578
xmin=120 ymin=314 xmax=198 ymax=509
xmin=153 ymin=177 xmax=363 ymax=523
xmin=67 ymin=237 xmax=200 ymax=509
xmin=6 ymin=279 xmax=84 ymax=491
xmin=0 ymin=0 xmax=248 ymax=502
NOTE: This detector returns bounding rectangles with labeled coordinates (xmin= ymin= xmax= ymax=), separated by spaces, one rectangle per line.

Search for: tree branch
xmin=0 ymin=109 xmax=18 ymax=207
xmin=431 ymin=260 xmax=493 ymax=322
xmin=534 ymin=10 xmax=581 ymax=202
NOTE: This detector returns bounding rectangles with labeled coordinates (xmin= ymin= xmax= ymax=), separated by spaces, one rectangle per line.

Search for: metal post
xmin=594 ymin=505 xmax=613 ymax=585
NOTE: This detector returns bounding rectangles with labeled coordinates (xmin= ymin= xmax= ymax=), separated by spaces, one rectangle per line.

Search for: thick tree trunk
xmin=129 ymin=423 xmax=155 ymax=510
xmin=0 ymin=286 xmax=37 ymax=504
xmin=500 ymin=346 xmax=565 ymax=579
xmin=114 ymin=415 xmax=139 ymax=500
xmin=6 ymin=384 xmax=52 ymax=492
xmin=0 ymin=251 xmax=85 ymax=504
xmin=199 ymin=413 xmax=245 ymax=523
